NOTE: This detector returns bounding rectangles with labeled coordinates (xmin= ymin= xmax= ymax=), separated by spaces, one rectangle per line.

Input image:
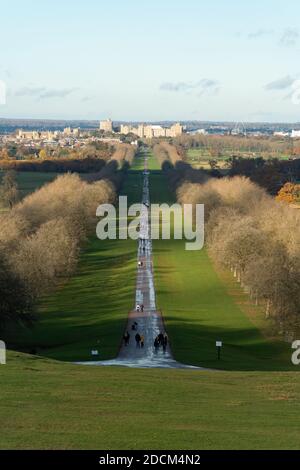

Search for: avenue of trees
xmin=111 ymin=143 xmax=136 ymax=166
xmin=176 ymin=175 xmax=300 ymax=334
xmin=0 ymin=172 xmax=117 ymax=330
xmin=152 ymin=142 xmax=300 ymax=333
xmin=153 ymin=142 xmax=183 ymax=166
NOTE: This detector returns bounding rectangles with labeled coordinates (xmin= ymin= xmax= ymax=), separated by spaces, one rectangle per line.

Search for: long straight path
xmin=79 ymin=152 xmax=201 ymax=369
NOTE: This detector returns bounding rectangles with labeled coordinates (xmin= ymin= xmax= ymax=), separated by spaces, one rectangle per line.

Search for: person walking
xmin=123 ymin=331 xmax=130 ymax=346
xmin=140 ymin=334 xmax=145 ymax=348
xmin=135 ymin=333 xmax=141 ymax=348
xmin=154 ymin=336 xmax=160 ymax=352
xmin=158 ymin=332 xmax=164 ymax=346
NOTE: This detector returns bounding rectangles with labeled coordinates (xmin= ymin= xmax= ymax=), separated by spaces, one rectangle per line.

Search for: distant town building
xmin=72 ymin=128 xmax=80 ymax=137
xmin=100 ymin=119 xmax=113 ymax=133
xmin=16 ymin=128 xmax=79 ymax=141
xmin=120 ymin=122 xmax=183 ymax=138
xmin=291 ymin=130 xmax=300 ymax=138
xmin=63 ymin=127 xmax=80 ymax=137
xmin=273 ymin=131 xmax=289 ymax=137
xmin=120 ymin=124 xmax=133 ymax=135
xmin=63 ymin=127 xmax=72 ymax=136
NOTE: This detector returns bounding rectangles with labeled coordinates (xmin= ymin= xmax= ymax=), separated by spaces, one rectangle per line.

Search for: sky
xmin=1 ymin=0 xmax=300 ymax=122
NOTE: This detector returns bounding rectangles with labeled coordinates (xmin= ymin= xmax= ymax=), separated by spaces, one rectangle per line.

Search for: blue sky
xmin=1 ymin=0 xmax=300 ymax=122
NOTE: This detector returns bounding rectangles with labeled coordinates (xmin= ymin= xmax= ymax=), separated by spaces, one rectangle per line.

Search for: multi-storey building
xmin=120 ymin=122 xmax=183 ymax=138
xmin=100 ymin=119 xmax=113 ymax=133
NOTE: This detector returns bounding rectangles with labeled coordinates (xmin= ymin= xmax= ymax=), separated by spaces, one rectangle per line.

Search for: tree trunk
xmin=265 ymin=299 xmax=271 ymax=319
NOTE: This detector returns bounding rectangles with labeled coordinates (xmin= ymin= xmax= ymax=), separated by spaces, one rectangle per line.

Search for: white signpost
xmin=0 ymin=340 xmax=6 ymax=365
xmin=216 ymin=341 xmax=222 ymax=360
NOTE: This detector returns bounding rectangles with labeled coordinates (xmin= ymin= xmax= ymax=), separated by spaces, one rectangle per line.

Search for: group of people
xmin=154 ymin=332 xmax=168 ymax=353
xmin=123 ymin=325 xmax=168 ymax=354
xmin=124 ymin=321 xmax=145 ymax=349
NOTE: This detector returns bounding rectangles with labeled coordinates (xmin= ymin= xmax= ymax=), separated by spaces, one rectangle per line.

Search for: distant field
xmin=186 ymin=149 xmax=229 ymax=169
xmin=186 ymin=148 xmax=291 ymax=169
xmin=0 ymin=171 xmax=58 ymax=198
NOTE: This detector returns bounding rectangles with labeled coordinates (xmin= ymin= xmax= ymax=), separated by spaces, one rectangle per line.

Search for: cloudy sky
xmin=1 ymin=0 xmax=300 ymax=122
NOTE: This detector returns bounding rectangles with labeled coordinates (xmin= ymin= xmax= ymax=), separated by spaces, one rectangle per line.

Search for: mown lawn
xmin=0 ymin=170 xmax=58 ymax=198
xmin=1 ymin=351 xmax=300 ymax=450
xmin=131 ymin=149 xmax=161 ymax=170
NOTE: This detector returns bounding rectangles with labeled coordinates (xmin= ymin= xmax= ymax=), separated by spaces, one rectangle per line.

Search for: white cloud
xmin=264 ymin=75 xmax=295 ymax=91
xmin=15 ymin=86 xmax=77 ymax=100
xmin=160 ymin=79 xmax=220 ymax=96
xmin=279 ymin=28 xmax=299 ymax=47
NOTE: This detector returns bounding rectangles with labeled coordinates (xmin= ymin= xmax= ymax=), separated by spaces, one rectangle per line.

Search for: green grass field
xmin=0 ymin=170 xmax=58 ymax=197
xmin=1 ymin=351 xmax=300 ymax=450
xmin=186 ymin=148 xmax=291 ymax=170
xmin=131 ymin=149 xmax=161 ymax=170
xmin=1 ymin=154 xmax=300 ymax=450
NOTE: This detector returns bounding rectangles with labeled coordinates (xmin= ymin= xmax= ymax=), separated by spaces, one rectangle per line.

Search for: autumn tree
xmin=173 ymin=172 xmax=300 ymax=332
xmin=0 ymin=255 xmax=35 ymax=330
xmin=276 ymin=182 xmax=300 ymax=204
xmin=0 ymin=170 xmax=19 ymax=208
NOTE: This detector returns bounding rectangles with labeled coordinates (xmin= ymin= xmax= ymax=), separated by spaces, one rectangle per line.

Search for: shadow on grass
xmin=162 ymin=315 xmax=294 ymax=372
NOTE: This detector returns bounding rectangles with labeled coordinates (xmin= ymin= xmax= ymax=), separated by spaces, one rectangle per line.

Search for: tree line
xmin=0 ymin=168 xmax=121 ymax=331
xmin=174 ymin=134 xmax=295 ymax=159
xmin=111 ymin=143 xmax=136 ymax=167
xmin=0 ymin=157 xmax=108 ymax=173
xmin=0 ymin=141 xmax=112 ymax=161
xmin=228 ymin=157 xmax=300 ymax=194
xmin=164 ymin=159 xmax=300 ymax=337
